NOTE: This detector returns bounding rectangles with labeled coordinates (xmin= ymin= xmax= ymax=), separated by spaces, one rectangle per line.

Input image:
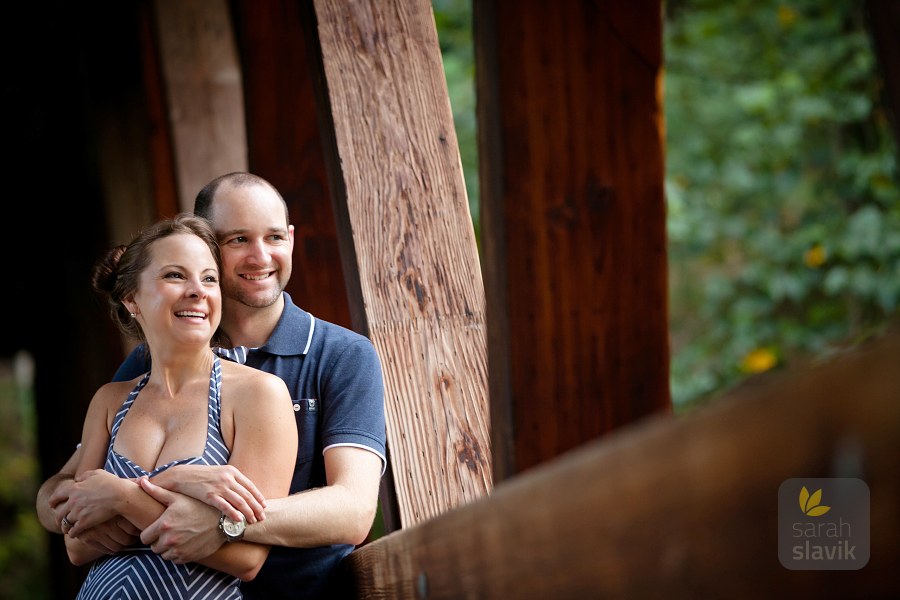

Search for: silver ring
xmin=62 ymin=517 xmax=72 ymax=529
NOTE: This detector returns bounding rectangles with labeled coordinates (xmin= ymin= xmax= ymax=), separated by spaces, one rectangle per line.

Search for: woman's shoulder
xmin=92 ymin=378 xmax=141 ymax=407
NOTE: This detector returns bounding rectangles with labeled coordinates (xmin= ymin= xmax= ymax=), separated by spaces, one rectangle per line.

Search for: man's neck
xmin=220 ymin=294 xmax=284 ymax=348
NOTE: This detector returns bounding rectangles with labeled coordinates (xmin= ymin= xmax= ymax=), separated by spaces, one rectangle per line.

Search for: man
xmin=37 ymin=172 xmax=387 ymax=599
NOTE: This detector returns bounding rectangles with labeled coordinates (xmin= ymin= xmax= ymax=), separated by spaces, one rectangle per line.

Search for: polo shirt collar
xmin=257 ymin=291 xmax=314 ymax=357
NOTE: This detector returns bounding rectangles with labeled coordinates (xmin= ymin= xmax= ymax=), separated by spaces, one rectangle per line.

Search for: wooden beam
xmin=138 ymin=0 xmax=180 ymax=222
xmin=343 ymin=329 xmax=900 ymax=598
xmin=230 ymin=0 xmax=353 ymax=329
xmin=476 ymin=0 xmax=671 ymax=481
xmin=152 ymin=0 xmax=247 ymax=210
xmin=311 ymin=0 xmax=492 ymax=527
xmin=866 ymin=0 xmax=900 ymax=148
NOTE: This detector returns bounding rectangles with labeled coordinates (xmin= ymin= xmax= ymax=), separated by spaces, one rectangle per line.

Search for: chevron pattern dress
xmin=76 ymin=355 xmax=242 ymax=599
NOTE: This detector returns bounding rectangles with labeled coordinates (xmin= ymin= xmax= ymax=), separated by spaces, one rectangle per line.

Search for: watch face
xmin=221 ymin=514 xmax=246 ymax=540
xmin=223 ymin=518 xmax=245 ymax=536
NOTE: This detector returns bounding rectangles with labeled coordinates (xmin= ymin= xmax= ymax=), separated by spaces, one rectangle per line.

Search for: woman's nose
xmin=186 ymin=278 xmax=208 ymax=298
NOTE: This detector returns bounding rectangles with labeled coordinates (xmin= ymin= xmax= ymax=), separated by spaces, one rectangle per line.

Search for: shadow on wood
xmin=341 ymin=329 xmax=900 ymax=598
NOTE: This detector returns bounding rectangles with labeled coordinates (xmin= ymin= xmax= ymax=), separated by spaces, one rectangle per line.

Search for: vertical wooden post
xmin=865 ymin=0 xmax=900 ymax=148
xmin=152 ymin=0 xmax=247 ymax=210
xmin=476 ymin=0 xmax=671 ymax=481
xmin=311 ymin=0 xmax=493 ymax=527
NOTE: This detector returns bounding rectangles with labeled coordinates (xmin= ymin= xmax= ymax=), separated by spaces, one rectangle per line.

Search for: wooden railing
xmin=342 ymin=330 xmax=900 ymax=598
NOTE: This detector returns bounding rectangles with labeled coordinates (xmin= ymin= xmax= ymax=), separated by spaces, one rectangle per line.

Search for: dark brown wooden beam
xmin=476 ymin=0 xmax=671 ymax=482
xmin=230 ymin=0 xmax=353 ymax=328
xmin=866 ymin=0 xmax=900 ymax=149
xmin=139 ymin=0 xmax=179 ymax=221
xmin=343 ymin=329 xmax=900 ymax=598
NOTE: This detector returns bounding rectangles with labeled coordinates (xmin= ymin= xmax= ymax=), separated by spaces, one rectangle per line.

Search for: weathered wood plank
xmin=344 ymin=330 xmax=900 ymax=598
xmin=476 ymin=0 xmax=671 ymax=481
xmin=152 ymin=0 xmax=246 ymax=210
xmin=312 ymin=0 xmax=492 ymax=527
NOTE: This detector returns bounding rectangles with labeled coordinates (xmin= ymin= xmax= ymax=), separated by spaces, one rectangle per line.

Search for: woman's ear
xmin=123 ymin=297 xmax=138 ymax=316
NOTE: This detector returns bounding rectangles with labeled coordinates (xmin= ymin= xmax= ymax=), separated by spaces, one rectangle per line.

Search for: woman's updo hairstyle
xmin=91 ymin=213 xmax=222 ymax=343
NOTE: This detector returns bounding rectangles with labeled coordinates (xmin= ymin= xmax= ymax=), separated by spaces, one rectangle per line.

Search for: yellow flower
xmin=777 ymin=5 xmax=798 ymax=27
xmin=804 ymin=244 xmax=827 ymax=268
xmin=741 ymin=347 xmax=777 ymax=374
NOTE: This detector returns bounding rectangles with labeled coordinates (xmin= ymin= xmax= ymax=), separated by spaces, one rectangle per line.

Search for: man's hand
xmin=150 ymin=464 xmax=267 ymax=523
xmin=138 ymin=477 xmax=225 ymax=564
xmin=46 ymin=476 xmax=76 ymax=533
xmin=62 ymin=469 xmax=129 ymax=536
xmin=69 ymin=517 xmax=141 ymax=555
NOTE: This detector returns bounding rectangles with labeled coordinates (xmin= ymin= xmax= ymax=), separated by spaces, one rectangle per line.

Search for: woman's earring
xmin=130 ymin=312 xmax=136 ymax=318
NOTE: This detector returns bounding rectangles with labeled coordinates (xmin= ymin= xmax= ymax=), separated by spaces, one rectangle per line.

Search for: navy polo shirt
xmin=113 ymin=292 xmax=387 ymax=600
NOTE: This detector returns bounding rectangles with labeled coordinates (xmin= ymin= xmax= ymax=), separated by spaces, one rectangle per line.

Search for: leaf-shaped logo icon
xmin=799 ymin=486 xmax=831 ymax=516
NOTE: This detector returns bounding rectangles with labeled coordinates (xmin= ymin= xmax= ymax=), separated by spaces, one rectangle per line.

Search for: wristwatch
xmin=218 ymin=513 xmax=246 ymax=542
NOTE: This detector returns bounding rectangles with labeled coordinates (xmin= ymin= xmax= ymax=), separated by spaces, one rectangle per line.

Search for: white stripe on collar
xmin=302 ymin=313 xmax=315 ymax=355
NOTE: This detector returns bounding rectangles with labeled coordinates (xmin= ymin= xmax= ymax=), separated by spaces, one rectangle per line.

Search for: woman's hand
xmin=150 ymin=464 xmax=267 ymax=523
xmin=138 ymin=477 xmax=227 ymax=564
xmin=62 ymin=469 xmax=134 ymax=536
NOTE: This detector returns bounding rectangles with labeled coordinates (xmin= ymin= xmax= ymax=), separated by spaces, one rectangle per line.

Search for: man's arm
xmin=36 ymin=436 xmax=143 ymax=558
xmin=140 ymin=446 xmax=382 ymax=556
xmin=36 ymin=446 xmax=80 ymax=533
xmin=37 ymin=344 xmax=150 ymax=534
xmin=243 ymin=446 xmax=383 ymax=547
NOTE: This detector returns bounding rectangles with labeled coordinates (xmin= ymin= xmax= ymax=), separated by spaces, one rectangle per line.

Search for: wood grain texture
xmin=477 ymin=0 xmax=671 ymax=481
xmin=344 ymin=330 xmax=900 ymax=599
xmin=152 ymin=0 xmax=247 ymax=210
xmin=312 ymin=0 xmax=491 ymax=526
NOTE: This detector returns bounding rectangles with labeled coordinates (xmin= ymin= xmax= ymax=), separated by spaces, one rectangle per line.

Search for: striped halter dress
xmin=76 ymin=355 xmax=241 ymax=600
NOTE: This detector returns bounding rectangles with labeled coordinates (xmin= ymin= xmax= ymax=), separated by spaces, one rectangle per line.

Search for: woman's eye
xmin=165 ymin=272 xmax=185 ymax=279
xmin=204 ymin=275 xmax=219 ymax=283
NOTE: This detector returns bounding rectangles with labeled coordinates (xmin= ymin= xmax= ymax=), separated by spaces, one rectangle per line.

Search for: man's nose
xmin=246 ymin=238 xmax=272 ymax=264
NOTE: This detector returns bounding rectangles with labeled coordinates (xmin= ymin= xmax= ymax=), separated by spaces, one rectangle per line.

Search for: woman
xmin=62 ymin=214 xmax=297 ymax=599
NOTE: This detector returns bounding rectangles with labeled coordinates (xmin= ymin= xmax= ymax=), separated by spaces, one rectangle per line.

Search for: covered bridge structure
xmin=4 ymin=1 xmax=898 ymax=597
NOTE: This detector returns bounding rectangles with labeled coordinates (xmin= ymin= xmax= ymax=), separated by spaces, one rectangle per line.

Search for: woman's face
xmin=130 ymin=233 xmax=222 ymax=350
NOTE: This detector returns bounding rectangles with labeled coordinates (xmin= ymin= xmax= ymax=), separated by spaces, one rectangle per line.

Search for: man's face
xmin=208 ymin=182 xmax=294 ymax=309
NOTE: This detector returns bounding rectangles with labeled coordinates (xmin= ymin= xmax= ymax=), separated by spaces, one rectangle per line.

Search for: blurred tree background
xmin=4 ymin=1 xmax=898 ymax=598
xmin=433 ymin=0 xmax=900 ymax=411
xmin=663 ymin=0 xmax=899 ymax=409
xmin=0 ymin=354 xmax=47 ymax=600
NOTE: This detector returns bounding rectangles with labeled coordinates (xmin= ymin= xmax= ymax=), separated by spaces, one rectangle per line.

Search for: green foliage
xmin=433 ymin=0 xmax=480 ymax=231
xmin=434 ymin=0 xmax=900 ymax=411
xmin=0 ymin=366 xmax=50 ymax=600
xmin=665 ymin=0 xmax=900 ymax=409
